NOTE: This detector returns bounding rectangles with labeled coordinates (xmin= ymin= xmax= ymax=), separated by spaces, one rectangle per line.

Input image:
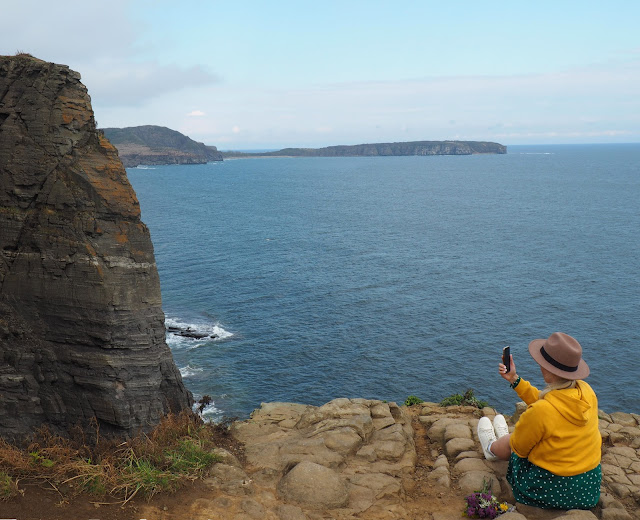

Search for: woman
xmin=477 ymin=332 xmax=602 ymax=510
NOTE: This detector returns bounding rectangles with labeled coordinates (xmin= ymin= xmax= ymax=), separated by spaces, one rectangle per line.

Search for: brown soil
xmin=1 ymin=420 xmax=247 ymax=520
xmin=403 ymin=412 xmax=467 ymax=518
xmin=0 ymin=479 xmax=208 ymax=520
xmin=1 ymin=408 xmax=468 ymax=520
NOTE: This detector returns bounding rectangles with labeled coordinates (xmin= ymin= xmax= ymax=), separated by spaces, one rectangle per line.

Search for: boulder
xmin=277 ymin=461 xmax=348 ymax=510
xmin=458 ymin=470 xmax=501 ymax=495
xmin=610 ymin=412 xmax=638 ymax=427
xmin=443 ymin=422 xmax=472 ymax=442
xmin=601 ymin=508 xmax=633 ymax=519
xmin=444 ymin=437 xmax=476 ymax=458
xmin=453 ymin=457 xmax=491 ymax=474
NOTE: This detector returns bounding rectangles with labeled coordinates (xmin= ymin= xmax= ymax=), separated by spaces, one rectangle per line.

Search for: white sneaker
xmin=477 ymin=417 xmax=498 ymax=461
xmin=493 ymin=414 xmax=510 ymax=439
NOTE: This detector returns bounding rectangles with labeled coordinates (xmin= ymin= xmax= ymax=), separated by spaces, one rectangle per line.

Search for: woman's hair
xmin=540 ymin=378 xmax=576 ymax=399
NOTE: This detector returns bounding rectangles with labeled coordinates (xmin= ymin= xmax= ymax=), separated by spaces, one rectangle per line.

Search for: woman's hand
xmin=499 ymin=355 xmax=518 ymax=384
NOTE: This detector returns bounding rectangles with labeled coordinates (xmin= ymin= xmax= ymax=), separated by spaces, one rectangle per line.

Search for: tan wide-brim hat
xmin=528 ymin=332 xmax=590 ymax=380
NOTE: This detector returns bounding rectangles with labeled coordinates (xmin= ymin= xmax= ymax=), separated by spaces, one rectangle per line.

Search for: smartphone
xmin=502 ymin=346 xmax=511 ymax=373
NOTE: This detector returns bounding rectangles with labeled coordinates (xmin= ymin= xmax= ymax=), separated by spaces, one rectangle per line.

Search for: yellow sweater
xmin=510 ymin=378 xmax=601 ymax=476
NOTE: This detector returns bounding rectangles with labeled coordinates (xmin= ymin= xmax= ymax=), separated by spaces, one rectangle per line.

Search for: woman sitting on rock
xmin=477 ymin=332 xmax=602 ymax=510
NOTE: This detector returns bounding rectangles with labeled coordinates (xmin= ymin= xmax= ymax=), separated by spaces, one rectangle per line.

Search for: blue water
xmin=126 ymin=144 xmax=640 ymax=420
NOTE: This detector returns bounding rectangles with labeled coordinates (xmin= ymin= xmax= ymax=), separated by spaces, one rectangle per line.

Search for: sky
xmin=2 ymin=0 xmax=640 ymax=149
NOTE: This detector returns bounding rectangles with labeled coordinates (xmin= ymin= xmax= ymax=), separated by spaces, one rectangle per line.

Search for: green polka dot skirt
xmin=506 ymin=453 xmax=601 ymax=510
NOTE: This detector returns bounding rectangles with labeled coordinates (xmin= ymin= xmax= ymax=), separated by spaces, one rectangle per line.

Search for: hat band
xmin=540 ymin=346 xmax=578 ymax=372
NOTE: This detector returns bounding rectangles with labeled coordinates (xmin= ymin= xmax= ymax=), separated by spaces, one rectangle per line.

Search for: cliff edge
xmin=0 ymin=55 xmax=192 ymax=438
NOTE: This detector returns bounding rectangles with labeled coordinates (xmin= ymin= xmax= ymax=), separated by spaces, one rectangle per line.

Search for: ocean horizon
xmin=127 ymin=143 xmax=640 ymax=421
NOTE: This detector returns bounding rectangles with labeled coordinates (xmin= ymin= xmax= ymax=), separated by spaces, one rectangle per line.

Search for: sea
xmin=126 ymin=144 xmax=640 ymax=421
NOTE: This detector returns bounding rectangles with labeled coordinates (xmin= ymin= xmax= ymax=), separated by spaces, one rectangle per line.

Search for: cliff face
xmin=0 ymin=55 xmax=193 ymax=438
xmin=102 ymin=125 xmax=224 ymax=168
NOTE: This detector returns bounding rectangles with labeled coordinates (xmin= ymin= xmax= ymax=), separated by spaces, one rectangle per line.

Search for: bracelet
xmin=510 ymin=376 xmax=521 ymax=389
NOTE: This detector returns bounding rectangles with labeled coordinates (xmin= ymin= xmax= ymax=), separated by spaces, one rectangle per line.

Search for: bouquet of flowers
xmin=463 ymin=480 xmax=513 ymax=518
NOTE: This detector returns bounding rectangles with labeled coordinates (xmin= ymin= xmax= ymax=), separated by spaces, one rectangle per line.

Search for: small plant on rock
xmin=404 ymin=395 xmax=424 ymax=406
xmin=440 ymin=389 xmax=488 ymax=409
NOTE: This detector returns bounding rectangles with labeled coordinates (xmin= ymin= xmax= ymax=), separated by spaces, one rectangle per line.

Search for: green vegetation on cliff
xmin=0 ymin=411 xmax=225 ymax=501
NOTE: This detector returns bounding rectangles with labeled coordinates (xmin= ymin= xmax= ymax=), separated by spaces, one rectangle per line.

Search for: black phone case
xmin=503 ymin=346 xmax=511 ymax=372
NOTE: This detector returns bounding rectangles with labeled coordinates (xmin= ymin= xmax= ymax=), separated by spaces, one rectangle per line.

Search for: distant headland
xmin=101 ymin=125 xmax=223 ymax=168
xmin=222 ymin=140 xmax=507 ymax=158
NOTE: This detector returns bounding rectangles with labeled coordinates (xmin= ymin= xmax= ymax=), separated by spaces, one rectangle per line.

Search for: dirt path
xmin=403 ymin=413 xmax=467 ymax=518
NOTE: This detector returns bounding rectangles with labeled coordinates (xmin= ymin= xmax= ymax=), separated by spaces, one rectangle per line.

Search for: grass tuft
xmin=440 ymin=388 xmax=489 ymax=409
xmin=0 ymin=471 xmax=18 ymax=500
xmin=0 ymin=411 xmax=226 ymax=502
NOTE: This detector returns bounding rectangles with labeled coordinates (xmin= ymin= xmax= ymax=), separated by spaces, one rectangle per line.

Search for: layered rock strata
xmin=0 ymin=55 xmax=192 ymax=438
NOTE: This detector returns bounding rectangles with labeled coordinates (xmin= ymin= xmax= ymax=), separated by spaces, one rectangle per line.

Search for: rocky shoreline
xmin=129 ymin=399 xmax=638 ymax=520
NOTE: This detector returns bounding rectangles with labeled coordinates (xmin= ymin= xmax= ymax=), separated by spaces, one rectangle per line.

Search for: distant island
xmin=222 ymin=140 xmax=506 ymax=158
xmin=100 ymin=125 xmax=506 ymax=167
xmin=101 ymin=125 xmax=223 ymax=168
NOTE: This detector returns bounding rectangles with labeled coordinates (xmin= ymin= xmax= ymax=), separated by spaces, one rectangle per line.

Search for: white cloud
xmin=0 ymin=0 xmax=219 ymax=109
xmin=1 ymin=0 xmax=135 ymax=62
xmin=84 ymin=60 xmax=218 ymax=107
xmin=187 ymin=110 xmax=206 ymax=117
xmin=493 ymin=130 xmax=633 ymax=139
xmin=232 ymin=126 xmax=241 ymax=134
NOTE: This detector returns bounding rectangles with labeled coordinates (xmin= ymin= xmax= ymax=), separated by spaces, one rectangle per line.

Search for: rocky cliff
xmin=102 ymin=125 xmax=224 ymax=168
xmin=0 ymin=55 xmax=192 ymax=438
xmin=222 ymin=140 xmax=507 ymax=158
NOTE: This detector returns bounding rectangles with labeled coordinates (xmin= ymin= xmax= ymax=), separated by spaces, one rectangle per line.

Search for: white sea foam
xmin=165 ymin=316 xmax=233 ymax=349
xmin=210 ymin=324 xmax=234 ymax=340
xmin=166 ymin=334 xmax=197 ymax=350
xmin=192 ymin=395 xmax=223 ymax=422
xmin=179 ymin=364 xmax=203 ymax=378
xmin=136 ymin=165 xmax=157 ymax=169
